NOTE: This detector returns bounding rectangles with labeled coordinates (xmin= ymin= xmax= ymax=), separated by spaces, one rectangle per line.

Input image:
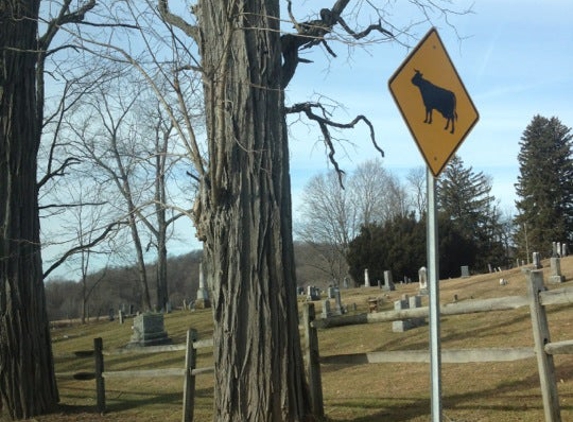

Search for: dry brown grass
xmin=33 ymin=256 xmax=573 ymax=421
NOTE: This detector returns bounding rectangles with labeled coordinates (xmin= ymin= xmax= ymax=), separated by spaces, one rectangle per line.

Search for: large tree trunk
xmin=194 ymin=1 xmax=310 ymax=420
xmin=0 ymin=1 xmax=60 ymax=419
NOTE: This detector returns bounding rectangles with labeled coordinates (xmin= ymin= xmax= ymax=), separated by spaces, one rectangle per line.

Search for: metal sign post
xmin=427 ymin=167 xmax=442 ymax=421
xmin=388 ymin=27 xmax=479 ymax=421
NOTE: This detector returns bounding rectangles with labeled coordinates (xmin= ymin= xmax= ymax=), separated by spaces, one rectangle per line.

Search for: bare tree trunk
xmin=155 ymin=128 xmax=169 ymax=312
xmin=194 ymin=1 xmax=310 ymax=420
xmin=127 ymin=212 xmax=153 ymax=311
xmin=0 ymin=1 xmax=59 ymax=418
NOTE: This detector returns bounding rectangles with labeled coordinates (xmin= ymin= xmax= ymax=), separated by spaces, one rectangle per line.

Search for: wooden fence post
xmin=182 ymin=329 xmax=198 ymax=422
xmin=303 ymin=303 xmax=324 ymax=418
xmin=94 ymin=337 xmax=106 ymax=415
xmin=527 ymin=270 xmax=561 ymax=422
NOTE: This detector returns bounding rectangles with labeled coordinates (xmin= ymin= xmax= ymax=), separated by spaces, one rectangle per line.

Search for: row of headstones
xmin=532 ymin=251 xmax=567 ymax=283
xmin=364 ymin=269 xmax=396 ymax=291
xmin=321 ymin=288 xmax=346 ymax=318
xmin=108 ymin=304 xmax=137 ymax=321
xmin=552 ymin=241 xmax=569 ymax=258
xmin=392 ymin=294 xmax=425 ymax=332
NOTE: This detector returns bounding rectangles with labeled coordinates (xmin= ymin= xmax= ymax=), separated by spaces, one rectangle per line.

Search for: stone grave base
xmin=127 ymin=313 xmax=172 ymax=348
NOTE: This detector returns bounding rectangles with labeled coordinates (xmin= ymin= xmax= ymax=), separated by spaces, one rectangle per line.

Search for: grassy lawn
xmin=35 ymin=256 xmax=573 ymax=421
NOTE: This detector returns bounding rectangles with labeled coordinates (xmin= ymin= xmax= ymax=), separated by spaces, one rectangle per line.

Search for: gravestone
xmin=549 ymin=257 xmax=565 ymax=283
xmin=327 ymin=287 xmax=336 ymax=299
xmin=321 ymin=300 xmax=332 ymax=319
xmin=392 ymin=294 xmax=425 ymax=332
xmin=334 ymin=289 xmax=343 ymax=315
xmin=127 ymin=313 xmax=172 ymax=348
xmin=195 ymin=262 xmax=211 ymax=309
xmin=364 ymin=268 xmax=371 ymax=287
xmin=532 ymin=252 xmax=542 ymax=269
xmin=562 ymin=243 xmax=568 ymax=257
xmin=461 ymin=266 xmax=470 ymax=278
xmin=382 ymin=270 xmax=395 ymax=291
xmin=342 ymin=277 xmax=349 ymax=289
xmin=307 ymin=286 xmax=320 ymax=301
xmin=418 ymin=266 xmax=428 ymax=295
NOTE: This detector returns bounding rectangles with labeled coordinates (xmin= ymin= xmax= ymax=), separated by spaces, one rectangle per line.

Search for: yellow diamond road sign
xmin=389 ymin=28 xmax=479 ymax=177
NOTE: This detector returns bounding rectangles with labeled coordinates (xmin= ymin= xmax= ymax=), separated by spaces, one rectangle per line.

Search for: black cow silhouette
xmin=411 ymin=69 xmax=457 ymax=134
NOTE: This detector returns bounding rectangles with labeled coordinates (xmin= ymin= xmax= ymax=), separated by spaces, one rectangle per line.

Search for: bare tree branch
xmin=285 ymin=102 xmax=384 ymax=187
xmin=38 ymin=0 xmax=97 ymax=53
xmin=37 ymin=157 xmax=81 ymax=189
xmin=43 ymin=221 xmax=122 ymax=279
xmin=158 ymin=0 xmax=199 ymax=43
xmin=281 ymin=0 xmax=393 ymax=87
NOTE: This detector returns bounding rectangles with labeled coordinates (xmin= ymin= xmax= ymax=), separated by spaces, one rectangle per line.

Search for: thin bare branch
xmin=158 ymin=0 xmax=199 ymax=43
xmin=43 ymin=221 xmax=123 ymax=279
xmin=281 ymin=1 xmax=393 ymax=87
xmin=285 ymin=102 xmax=384 ymax=187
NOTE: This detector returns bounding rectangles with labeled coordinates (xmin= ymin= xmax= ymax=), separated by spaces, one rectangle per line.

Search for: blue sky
xmin=285 ymin=0 xmax=573 ymax=217
xmin=43 ymin=1 xmax=573 ymax=277
xmin=170 ymin=0 xmax=573 ymax=256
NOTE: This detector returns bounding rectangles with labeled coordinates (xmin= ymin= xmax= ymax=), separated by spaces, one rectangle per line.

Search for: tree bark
xmin=194 ymin=1 xmax=310 ymax=420
xmin=0 ymin=1 xmax=60 ymax=419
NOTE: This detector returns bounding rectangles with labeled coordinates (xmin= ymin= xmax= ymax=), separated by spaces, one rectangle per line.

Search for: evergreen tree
xmin=438 ymin=155 xmax=505 ymax=271
xmin=514 ymin=115 xmax=573 ymax=258
xmin=346 ymin=213 xmax=425 ymax=284
xmin=346 ymin=212 xmax=472 ymax=283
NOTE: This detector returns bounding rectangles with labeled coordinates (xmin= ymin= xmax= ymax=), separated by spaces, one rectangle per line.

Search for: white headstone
xmin=418 ymin=266 xmax=428 ymax=295
xmin=364 ymin=268 xmax=370 ymax=287
xmin=197 ymin=262 xmax=209 ymax=300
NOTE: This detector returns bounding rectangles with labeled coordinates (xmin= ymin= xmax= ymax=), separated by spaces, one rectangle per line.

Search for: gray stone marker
xmin=549 ymin=257 xmax=565 ymax=283
xmin=461 ymin=265 xmax=470 ymax=278
xmin=307 ymin=285 xmax=320 ymax=301
xmin=392 ymin=294 xmax=425 ymax=332
xmin=382 ymin=270 xmax=395 ymax=291
xmin=195 ymin=262 xmax=211 ymax=309
xmin=532 ymin=252 xmax=542 ymax=269
xmin=334 ymin=289 xmax=343 ymax=315
xmin=128 ymin=313 xmax=172 ymax=348
xmin=321 ymin=300 xmax=332 ymax=319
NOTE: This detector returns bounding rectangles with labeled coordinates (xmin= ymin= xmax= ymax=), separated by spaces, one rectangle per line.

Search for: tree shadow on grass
xmin=324 ymin=360 xmax=573 ymax=421
xmin=104 ymin=386 xmax=213 ymax=413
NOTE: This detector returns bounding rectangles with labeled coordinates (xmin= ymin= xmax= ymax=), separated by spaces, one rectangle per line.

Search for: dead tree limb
xmin=285 ymin=102 xmax=384 ymax=187
xmin=281 ymin=1 xmax=393 ymax=87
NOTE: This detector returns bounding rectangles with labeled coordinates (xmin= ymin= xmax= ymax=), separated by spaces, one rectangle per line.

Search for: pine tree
xmin=438 ymin=155 xmax=504 ymax=271
xmin=514 ymin=115 xmax=573 ymax=259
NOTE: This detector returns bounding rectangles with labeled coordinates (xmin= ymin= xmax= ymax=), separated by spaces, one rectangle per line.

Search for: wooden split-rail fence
xmin=304 ymin=269 xmax=573 ymax=422
xmin=91 ymin=330 xmax=213 ymax=422
xmin=60 ymin=269 xmax=571 ymax=422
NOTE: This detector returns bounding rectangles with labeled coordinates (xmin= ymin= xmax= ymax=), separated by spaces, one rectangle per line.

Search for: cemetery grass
xmin=39 ymin=257 xmax=573 ymax=422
